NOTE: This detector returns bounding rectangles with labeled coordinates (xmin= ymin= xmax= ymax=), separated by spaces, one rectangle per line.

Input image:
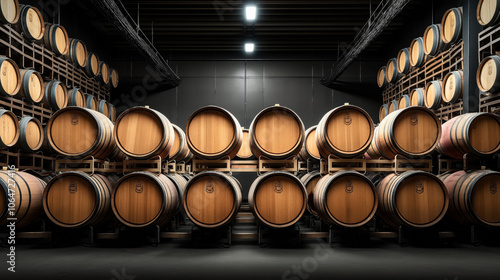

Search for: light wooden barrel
xmin=187 ymin=105 xmax=243 ymax=160
xmin=477 ymin=55 xmax=500 ymax=93
xmin=85 ymin=94 xmax=98 ymax=111
xmin=424 ymin=80 xmax=443 ymax=110
xmin=298 ymin=126 xmax=320 ymax=161
xmin=68 ymin=88 xmax=85 ymax=107
xmin=43 ymin=23 xmax=69 ymax=56
xmin=375 ymin=106 xmax=441 ymax=159
xmin=379 ymin=104 xmax=388 ymax=122
xmin=249 ymin=171 xmax=306 ymax=228
xmin=316 ymin=104 xmax=373 ymax=158
xmin=441 ymin=7 xmax=463 ymax=44
xmin=43 ymin=172 xmax=113 ymax=228
xmin=442 ymin=70 xmax=463 ymax=103
xmin=385 ymin=58 xmax=399 ymax=83
xmin=423 ymin=24 xmax=448 ymax=56
xmin=442 ymin=170 xmax=500 ymax=226
xmin=249 ymin=105 xmax=304 ymax=160
xmin=14 ymin=5 xmax=44 ymax=41
xmin=43 ymin=80 xmax=68 ymax=110
xmin=166 ymin=173 xmax=188 ymax=202
xmin=437 ymin=113 xmax=500 ymax=159
xmin=47 ymin=107 xmax=116 ymax=159
xmin=98 ymin=99 xmax=110 ymax=117
xmin=236 ymin=128 xmax=253 ymax=159
xmin=110 ymin=68 xmax=119 ymax=88
xmin=0 ymin=109 xmax=19 ymax=148
xmin=366 ymin=126 xmax=383 ymax=159
xmin=17 ymin=69 xmax=43 ymax=103
xmin=409 ymin=37 xmax=425 ymax=67
xmin=398 ymin=94 xmax=410 ymax=109
xmin=98 ymin=61 xmax=110 ymax=86
xmin=109 ymin=103 xmax=116 ymax=122
xmin=377 ymin=66 xmax=387 ymax=88
xmin=184 ymin=171 xmax=242 ymax=228
xmin=0 ymin=171 xmax=46 ymax=228
xmin=115 ymin=106 xmax=175 ymax=160
xmin=388 ymin=99 xmax=398 ymax=113
xmin=65 ymin=38 xmax=88 ymax=68
xmin=410 ymin=88 xmax=425 ymax=106
xmin=376 ymin=171 xmax=449 ymax=228
xmin=112 ymin=172 xmax=179 ymax=228
xmin=16 ymin=116 xmax=43 ymax=152
xmin=0 ymin=0 xmax=19 ymax=24
xmin=0 ymin=57 xmax=21 ymax=97
xmin=300 ymin=171 xmax=321 ymax=215
xmin=84 ymin=52 xmax=100 ymax=77
xmin=397 ymin=48 xmax=410 ymax=74
xmin=477 ymin=0 xmax=500 ymax=26
xmin=169 ymin=124 xmax=191 ymax=162
xmin=313 ymin=171 xmax=377 ymax=227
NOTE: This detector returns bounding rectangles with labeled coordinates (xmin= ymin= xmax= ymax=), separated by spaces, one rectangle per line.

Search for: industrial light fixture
xmin=245 ymin=43 xmax=255 ymax=53
xmin=245 ymin=5 xmax=257 ymax=21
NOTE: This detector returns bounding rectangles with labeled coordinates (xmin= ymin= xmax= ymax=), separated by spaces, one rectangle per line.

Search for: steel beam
xmin=463 ymin=0 xmax=481 ymax=113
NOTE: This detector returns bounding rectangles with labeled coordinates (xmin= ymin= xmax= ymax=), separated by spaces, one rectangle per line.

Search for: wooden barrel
xmin=65 ymin=38 xmax=88 ymax=68
xmin=298 ymin=126 xmax=321 ymax=161
xmin=437 ymin=113 xmax=500 ymax=159
xmin=423 ymin=24 xmax=448 ymax=56
xmin=17 ymin=69 xmax=43 ymax=103
xmin=424 ymin=80 xmax=443 ymax=110
xmin=115 ymin=106 xmax=175 ymax=160
xmin=169 ymin=124 xmax=191 ymax=162
xmin=67 ymin=88 xmax=85 ymax=107
xmin=184 ymin=171 xmax=242 ymax=228
xmin=300 ymin=171 xmax=321 ymax=215
xmin=0 ymin=0 xmax=20 ymax=24
xmin=236 ymin=128 xmax=253 ymax=159
xmin=98 ymin=99 xmax=110 ymax=117
xmin=0 ymin=57 xmax=21 ymax=97
xmin=441 ymin=7 xmax=463 ymax=44
xmin=397 ymin=48 xmax=410 ymax=74
xmin=409 ymin=37 xmax=425 ymax=67
xmin=377 ymin=66 xmax=387 ymax=88
xmin=316 ymin=104 xmax=373 ymax=159
xmin=16 ymin=116 xmax=43 ymax=152
xmin=84 ymin=52 xmax=100 ymax=77
xmin=112 ymin=172 xmax=179 ymax=228
xmin=410 ymin=88 xmax=425 ymax=106
xmin=0 ymin=171 xmax=46 ymax=228
xmin=47 ymin=106 xmax=116 ymax=159
xmin=109 ymin=103 xmax=116 ymax=122
xmin=43 ymin=80 xmax=67 ymax=110
xmin=442 ymin=70 xmax=463 ymax=103
xmin=110 ymin=68 xmax=119 ymax=89
xmin=375 ymin=106 xmax=441 ymax=159
xmin=379 ymin=104 xmax=388 ymax=122
xmin=313 ymin=171 xmax=377 ymax=227
xmin=388 ymin=99 xmax=398 ymax=113
xmin=249 ymin=171 xmax=306 ymax=228
xmin=366 ymin=126 xmax=383 ymax=159
xmin=42 ymin=23 xmax=69 ymax=56
xmin=43 ymin=172 xmax=113 ymax=228
xmin=85 ymin=94 xmax=98 ymax=111
xmin=0 ymin=109 xmax=19 ymax=148
xmin=13 ymin=4 xmax=44 ymax=41
xmin=477 ymin=0 xmax=500 ymax=26
xmin=98 ymin=61 xmax=110 ymax=86
xmin=376 ymin=171 xmax=449 ymax=228
xmin=385 ymin=58 xmax=399 ymax=83
xmin=442 ymin=170 xmax=500 ymax=226
xmin=477 ymin=55 xmax=500 ymax=93
xmin=398 ymin=94 xmax=410 ymax=109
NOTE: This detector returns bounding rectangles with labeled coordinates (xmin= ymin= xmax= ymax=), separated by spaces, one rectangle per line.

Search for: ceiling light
xmin=245 ymin=5 xmax=257 ymax=21
xmin=245 ymin=43 xmax=255 ymax=53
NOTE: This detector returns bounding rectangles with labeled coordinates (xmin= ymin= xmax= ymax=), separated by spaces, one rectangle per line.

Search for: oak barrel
xmin=409 ymin=37 xmax=425 ymax=67
xmin=112 ymin=172 xmax=179 ymax=228
xmin=313 ymin=171 xmax=377 ymax=227
xmin=249 ymin=171 xmax=306 ymax=228
xmin=437 ymin=113 xmax=500 ymax=159
xmin=169 ymin=124 xmax=191 ymax=162
xmin=17 ymin=69 xmax=43 ymax=103
xmin=0 ymin=109 xmax=19 ymax=148
xmin=0 ymin=171 xmax=46 ymax=228
xmin=14 ymin=4 xmax=44 ymax=41
xmin=16 ymin=116 xmax=43 ymax=152
xmin=397 ymin=48 xmax=410 ymax=74
xmin=424 ymin=80 xmax=443 ymax=110
xmin=388 ymin=99 xmax=398 ymax=114
xmin=298 ymin=126 xmax=320 ymax=161
xmin=365 ymin=126 xmax=383 ymax=159
xmin=376 ymin=171 xmax=449 ymax=228
xmin=410 ymin=88 xmax=425 ymax=106
xmin=377 ymin=66 xmax=387 ymax=88
xmin=236 ymin=128 xmax=253 ymax=159
xmin=65 ymin=38 xmax=88 ymax=68
xmin=47 ymin=107 xmax=116 ymax=159
xmin=300 ymin=171 xmax=321 ymax=215
xmin=84 ymin=52 xmax=100 ymax=77
xmin=109 ymin=103 xmax=117 ymax=122
xmin=477 ymin=55 xmax=500 ymax=93
xmin=379 ymin=104 xmax=388 ymax=122
xmin=0 ymin=57 xmax=21 ymax=97
xmin=385 ymin=58 xmax=399 ymax=83
xmin=477 ymin=0 xmax=500 ymax=26
xmin=115 ymin=106 xmax=175 ymax=160
xmin=43 ymin=80 xmax=68 ymax=110
xmin=68 ymin=88 xmax=85 ymax=107
xmin=43 ymin=172 xmax=114 ymax=228
xmin=187 ymin=105 xmax=243 ymax=160
xmin=184 ymin=171 xmax=242 ymax=228
xmin=442 ymin=70 xmax=463 ymax=103
xmin=98 ymin=61 xmax=110 ymax=86
xmin=442 ymin=170 xmax=500 ymax=226
xmin=98 ymin=99 xmax=110 ymax=117
xmin=110 ymin=68 xmax=119 ymax=89
xmin=42 ymin=23 xmax=69 ymax=56
xmin=374 ymin=106 xmax=441 ymax=159
xmin=0 ymin=0 xmax=19 ymax=24
xmin=85 ymin=94 xmax=98 ymax=111
xmin=316 ymin=104 xmax=373 ymax=159
xmin=398 ymin=94 xmax=410 ymax=109
xmin=441 ymin=7 xmax=463 ymax=44
xmin=423 ymin=24 xmax=448 ymax=56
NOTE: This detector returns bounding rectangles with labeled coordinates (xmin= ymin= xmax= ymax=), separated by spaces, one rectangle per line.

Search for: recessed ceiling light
xmin=245 ymin=43 xmax=255 ymax=53
xmin=245 ymin=5 xmax=257 ymax=21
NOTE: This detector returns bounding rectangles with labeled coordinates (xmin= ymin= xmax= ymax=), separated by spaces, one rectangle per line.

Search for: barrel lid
xmin=24 ymin=118 xmax=42 ymax=149
xmin=0 ymin=111 xmax=19 ymax=146
xmin=1 ymin=0 xmax=20 ymax=24
xmin=470 ymin=171 xmax=500 ymax=225
xmin=49 ymin=108 xmax=98 ymax=155
xmin=478 ymin=56 xmax=498 ymax=92
xmin=25 ymin=6 xmax=44 ymax=40
xmin=0 ymin=58 xmax=20 ymax=96
xmin=304 ymin=126 xmax=320 ymax=159
xmin=468 ymin=114 xmax=500 ymax=155
xmin=478 ymin=0 xmax=497 ymax=26
xmin=27 ymin=70 xmax=43 ymax=102
xmin=392 ymin=108 xmax=440 ymax=155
